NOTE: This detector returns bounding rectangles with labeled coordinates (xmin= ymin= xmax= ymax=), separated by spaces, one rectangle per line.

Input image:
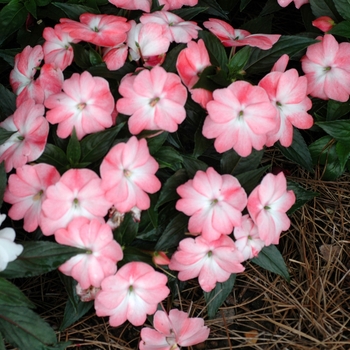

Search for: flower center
xmin=207 ymin=250 xmax=213 ymax=257
xmin=77 ymin=102 xmax=87 ymax=111
xmin=32 ymin=190 xmax=44 ymax=201
xmin=73 ymin=198 xmax=79 ymax=207
xmin=264 ymin=205 xmax=270 ymax=210
xmin=211 ymin=198 xmax=218 ymax=206
xmin=324 ymin=66 xmax=331 ymax=72
xmin=149 ymin=97 xmax=160 ymax=107
xmin=17 ymin=135 xmax=24 ymax=141
xmin=123 ymin=169 xmax=132 ymax=178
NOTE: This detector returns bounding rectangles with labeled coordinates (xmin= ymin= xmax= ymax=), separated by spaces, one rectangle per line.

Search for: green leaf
xmin=245 ymin=36 xmax=318 ymax=74
xmin=155 ymin=213 xmax=188 ymax=251
xmin=161 ymin=43 xmax=186 ymax=73
xmin=89 ymin=48 xmax=103 ymax=66
xmin=52 ymin=2 xmax=99 ymax=20
xmin=172 ymin=6 xmax=207 ymax=20
xmin=329 ymin=20 xmax=350 ymax=38
xmin=260 ymin=0 xmax=282 ymax=16
xmin=198 ymin=30 xmax=228 ymax=71
xmin=0 ymin=241 xmax=84 ymax=279
xmin=154 ymin=146 xmax=183 ymax=170
xmin=114 ymin=213 xmax=139 ymax=246
xmin=227 ymin=46 xmax=251 ymax=77
xmin=235 ymin=165 xmax=270 ymax=195
xmin=155 ymin=169 xmax=187 ymax=209
xmin=0 ymin=48 xmax=19 ymax=67
xmin=276 ymin=129 xmax=314 ymax=172
xmin=121 ymin=246 xmax=153 ymax=265
xmin=0 ymin=162 xmax=6 ymax=208
xmin=146 ymin=132 xmax=168 ymax=155
xmin=0 ymin=127 xmax=15 ymax=145
xmin=197 ymin=0 xmax=229 ymax=20
xmin=36 ymin=143 xmax=69 ymax=174
xmin=35 ymin=0 xmax=51 ymax=5
xmin=70 ymin=43 xmax=91 ymax=69
xmin=316 ymin=120 xmax=350 ymax=142
xmin=24 ymin=0 xmax=37 ymax=18
xmin=0 ymin=334 xmax=5 ymax=350
xmin=66 ymin=128 xmax=81 ymax=166
xmin=309 ymin=0 xmax=341 ymax=19
xmin=193 ymin=126 xmax=212 ymax=158
xmin=0 ymin=0 xmax=27 ymax=46
xmin=203 ymin=274 xmax=236 ymax=319
xmin=326 ymin=99 xmax=350 ymax=121
xmin=192 ymin=65 xmax=223 ymax=91
xmin=333 ymin=0 xmax=350 ymax=20
xmin=182 ymin=155 xmax=208 ymax=178
xmin=251 ymin=245 xmax=290 ymax=282
xmin=287 ymin=181 xmax=319 ymax=215
xmin=0 ymin=277 xmax=35 ymax=308
xmin=336 ymin=140 xmax=350 ymax=170
xmin=80 ymin=123 xmax=124 ymax=163
xmin=240 ymin=0 xmax=252 ymax=11
xmin=0 ymin=84 xmax=16 ymax=119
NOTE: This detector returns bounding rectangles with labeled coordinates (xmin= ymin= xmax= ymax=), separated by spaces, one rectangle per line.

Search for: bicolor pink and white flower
xmin=247 ymin=172 xmax=296 ymax=246
xmin=202 ymin=81 xmax=278 ymax=157
xmin=0 ymin=99 xmax=49 ymax=172
xmin=169 ymin=234 xmax=245 ymax=292
xmin=176 ymin=167 xmax=247 ymax=241
xmin=312 ymin=16 xmax=335 ymax=32
xmin=159 ymin=0 xmax=198 ymax=10
xmin=55 ymin=217 xmax=123 ymax=289
xmin=45 ymin=71 xmax=115 ymax=140
xmin=4 ymin=164 xmax=60 ymax=233
xmin=117 ymin=66 xmax=187 ymax=134
xmin=139 ymin=308 xmax=209 ymax=350
xmin=95 ymin=261 xmax=170 ymax=327
xmin=100 ymin=136 xmax=161 ymax=213
xmin=259 ymin=67 xmax=313 ymax=147
xmin=40 ymin=168 xmax=111 ymax=236
xmin=102 ymin=44 xmax=128 ymax=71
xmin=203 ymin=18 xmax=280 ymax=50
xmin=277 ymin=0 xmax=309 ymax=9
xmin=108 ymin=0 xmax=151 ymax=12
xmin=301 ymin=34 xmax=350 ymax=102
xmin=0 ymin=214 xmax=23 ymax=272
xmin=233 ymin=215 xmax=265 ymax=261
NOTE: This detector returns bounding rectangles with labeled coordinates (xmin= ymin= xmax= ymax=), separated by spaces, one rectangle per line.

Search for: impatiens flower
xmin=152 ymin=251 xmax=170 ymax=266
xmin=233 ymin=214 xmax=265 ymax=261
xmin=202 ymin=81 xmax=278 ymax=157
xmin=176 ymin=167 xmax=247 ymax=241
xmin=140 ymin=11 xmax=201 ymax=44
xmin=0 ymin=214 xmax=23 ymax=272
xmin=169 ymin=234 xmax=245 ymax=292
xmin=158 ymin=0 xmax=198 ymax=10
xmin=10 ymin=45 xmax=63 ymax=107
xmin=247 ymin=172 xmax=296 ymax=246
xmin=0 ymin=99 xmax=49 ymax=173
xmin=95 ymin=261 xmax=170 ymax=327
xmin=55 ymin=217 xmax=123 ymax=289
xmin=301 ymin=34 xmax=350 ymax=102
xmin=45 ymin=71 xmax=115 ymax=140
xmin=40 ymin=168 xmax=111 ymax=236
xmin=4 ymin=164 xmax=60 ymax=233
xmin=277 ymin=0 xmax=309 ymax=9
xmin=259 ymin=67 xmax=313 ymax=147
xmin=312 ymin=16 xmax=335 ymax=32
xmin=176 ymin=39 xmax=213 ymax=108
xmin=100 ymin=136 xmax=161 ymax=213
xmin=76 ymin=283 xmax=101 ymax=302
xmin=117 ymin=66 xmax=187 ymax=134
xmin=102 ymin=44 xmax=128 ymax=71
xmin=108 ymin=0 xmax=151 ymax=12
xmin=203 ymin=18 xmax=280 ymax=50
xmin=139 ymin=309 xmax=210 ymax=350
xmin=43 ymin=24 xmax=80 ymax=71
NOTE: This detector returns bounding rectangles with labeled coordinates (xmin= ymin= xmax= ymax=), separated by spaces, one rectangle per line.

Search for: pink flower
xmin=277 ymin=0 xmax=309 ymax=9
xmin=202 ymin=81 xmax=277 ymax=157
xmin=100 ymin=136 xmax=161 ymax=213
xmin=40 ymin=168 xmax=111 ymax=236
xmin=43 ymin=24 xmax=79 ymax=70
xmin=259 ymin=68 xmax=313 ymax=147
xmin=108 ymin=0 xmax=151 ymax=12
xmin=301 ymin=34 xmax=350 ymax=102
xmin=176 ymin=39 xmax=213 ymax=108
xmin=4 ymin=164 xmax=60 ymax=233
xmin=55 ymin=217 xmax=123 ymax=289
xmin=169 ymin=235 xmax=245 ymax=292
xmin=203 ymin=18 xmax=280 ymax=50
xmin=176 ymin=167 xmax=247 ymax=241
xmin=117 ymin=66 xmax=187 ymax=134
xmin=158 ymin=0 xmax=198 ymax=10
xmin=0 ymin=99 xmax=49 ymax=173
xmin=152 ymin=251 xmax=170 ymax=266
xmin=233 ymin=215 xmax=265 ymax=261
xmin=45 ymin=71 xmax=115 ymax=140
xmin=60 ymin=14 xmax=130 ymax=47
xmin=102 ymin=44 xmax=128 ymax=71
xmin=312 ymin=16 xmax=335 ymax=32
xmin=140 ymin=11 xmax=201 ymax=44
xmin=247 ymin=172 xmax=296 ymax=246
xmin=140 ymin=309 xmax=209 ymax=350
xmin=95 ymin=261 xmax=170 ymax=327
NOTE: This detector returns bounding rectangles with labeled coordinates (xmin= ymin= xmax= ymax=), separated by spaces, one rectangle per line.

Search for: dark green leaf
xmin=235 ymin=165 xmax=270 ymax=195
xmin=80 ymin=123 xmax=124 ymax=163
xmin=121 ymin=246 xmax=153 ymax=265
xmin=197 ymin=0 xmax=229 ymax=20
xmin=0 ymin=162 xmax=6 ymax=208
xmin=0 ymin=277 xmax=35 ymax=308
xmin=182 ymin=155 xmax=208 ymax=178
xmin=36 ymin=143 xmax=69 ymax=173
xmin=193 ymin=126 xmax=212 ymax=158
xmin=0 ymin=334 xmax=5 ymax=350
xmin=192 ymin=65 xmax=223 ymax=91
xmin=316 ymin=120 xmax=350 ymax=142
xmin=227 ymin=46 xmax=251 ymax=77
xmin=89 ymin=48 xmax=103 ymax=66
xmin=172 ymin=6 xmax=207 ymax=20
xmin=155 ymin=213 xmax=188 ymax=251
xmin=251 ymin=245 xmax=290 ymax=281
xmin=155 ymin=169 xmax=187 ymax=209
xmin=52 ymin=2 xmax=99 ymax=20
xmin=203 ymin=274 xmax=236 ymax=319
xmin=70 ymin=43 xmax=91 ymax=69
xmin=24 ymin=0 xmax=37 ymax=18
xmin=154 ymin=146 xmax=183 ymax=170
xmin=0 ymin=241 xmax=84 ymax=279
xmin=309 ymin=0 xmax=341 ymax=19
xmin=287 ymin=181 xmax=319 ymax=214
xmin=260 ymin=0 xmax=282 ymax=16
xmin=35 ymin=0 xmax=51 ymax=5
xmin=114 ymin=213 xmax=139 ymax=246
xmin=276 ymin=129 xmax=314 ymax=172
xmin=240 ymin=0 xmax=252 ymax=11
xmin=88 ymin=62 xmax=135 ymax=80
xmin=333 ymin=0 xmax=350 ymax=20
xmin=241 ymin=14 xmax=273 ymax=34
xmin=0 ymin=84 xmax=16 ymax=120
xmin=336 ymin=140 xmax=350 ymax=170
xmin=66 ymin=129 xmax=81 ymax=166
xmin=326 ymin=99 xmax=350 ymax=121
xmin=146 ymin=132 xmax=168 ymax=155
xmin=0 ymin=0 xmax=27 ymax=46
xmin=0 ymin=48 xmax=19 ymax=67
xmin=161 ymin=43 xmax=186 ymax=73
xmin=329 ymin=20 xmax=350 ymax=38
xmin=245 ymin=36 xmax=318 ymax=74
xmin=0 ymin=127 xmax=15 ymax=145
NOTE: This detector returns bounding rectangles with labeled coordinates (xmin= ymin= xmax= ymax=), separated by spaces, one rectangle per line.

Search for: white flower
xmin=0 ymin=214 xmax=23 ymax=272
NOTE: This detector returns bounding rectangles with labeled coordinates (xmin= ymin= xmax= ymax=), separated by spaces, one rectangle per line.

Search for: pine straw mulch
xmin=5 ymin=158 xmax=350 ymax=350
